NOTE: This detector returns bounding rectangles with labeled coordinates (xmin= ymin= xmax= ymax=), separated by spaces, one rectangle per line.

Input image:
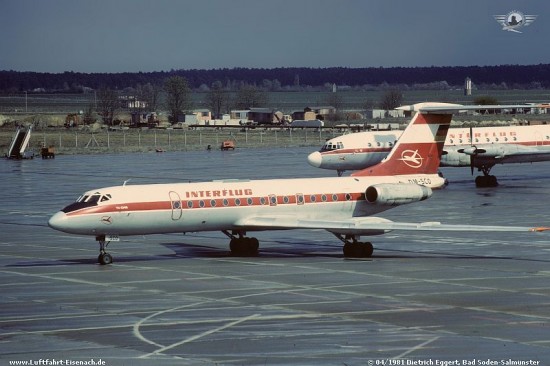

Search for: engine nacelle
xmin=365 ymin=183 xmax=432 ymax=206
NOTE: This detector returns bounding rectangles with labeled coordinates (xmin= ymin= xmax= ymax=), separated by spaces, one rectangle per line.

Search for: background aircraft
xmin=49 ymin=103 xmax=547 ymax=264
xmin=308 ymin=107 xmax=550 ymax=187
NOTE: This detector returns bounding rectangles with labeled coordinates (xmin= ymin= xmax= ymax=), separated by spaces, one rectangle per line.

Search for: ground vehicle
xmin=220 ymin=140 xmax=235 ymax=150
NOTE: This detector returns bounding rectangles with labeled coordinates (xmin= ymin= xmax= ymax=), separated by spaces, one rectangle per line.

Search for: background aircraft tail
xmin=352 ymin=109 xmax=452 ymax=177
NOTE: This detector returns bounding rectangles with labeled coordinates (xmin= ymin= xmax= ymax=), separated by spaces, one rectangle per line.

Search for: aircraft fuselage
xmin=48 ymin=175 xmax=442 ymax=237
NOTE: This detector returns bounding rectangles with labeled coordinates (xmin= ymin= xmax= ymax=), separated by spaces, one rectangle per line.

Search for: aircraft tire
xmin=249 ymin=237 xmax=259 ymax=252
xmin=230 ymin=237 xmax=259 ymax=256
xmin=98 ymin=253 xmax=113 ymax=265
xmin=343 ymin=243 xmax=354 ymax=257
xmin=229 ymin=238 xmax=239 ymax=253
xmin=475 ymin=175 xmax=499 ymax=188
xmin=343 ymin=242 xmax=373 ymax=258
xmin=363 ymin=242 xmax=374 ymax=257
xmin=243 ymin=237 xmax=259 ymax=256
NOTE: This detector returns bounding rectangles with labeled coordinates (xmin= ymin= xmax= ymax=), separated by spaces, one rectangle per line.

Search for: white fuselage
xmin=48 ymin=174 xmax=440 ymax=237
xmin=309 ymin=124 xmax=550 ymax=170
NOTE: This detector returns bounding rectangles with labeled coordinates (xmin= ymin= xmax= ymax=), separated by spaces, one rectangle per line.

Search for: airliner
xmin=308 ymin=115 xmax=550 ymax=187
xmin=48 ymin=103 xmax=547 ymax=265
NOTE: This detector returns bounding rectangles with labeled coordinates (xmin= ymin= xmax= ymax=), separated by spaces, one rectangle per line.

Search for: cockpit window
xmin=87 ymin=194 xmax=101 ymax=205
xmin=321 ymin=141 xmax=344 ymax=151
xmin=77 ymin=195 xmax=89 ymax=203
xmin=62 ymin=192 xmax=111 ymax=213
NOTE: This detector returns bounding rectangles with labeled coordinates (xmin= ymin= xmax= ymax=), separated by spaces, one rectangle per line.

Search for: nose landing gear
xmin=96 ymin=235 xmax=113 ymax=265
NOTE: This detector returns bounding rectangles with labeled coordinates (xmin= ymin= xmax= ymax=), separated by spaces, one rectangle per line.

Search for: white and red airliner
xmin=48 ymin=103 xmax=548 ymax=265
xmin=308 ymin=105 xmax=550 ymax=187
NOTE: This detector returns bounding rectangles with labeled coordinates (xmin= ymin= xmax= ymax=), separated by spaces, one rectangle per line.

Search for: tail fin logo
xmin=399 ymin=149 xmax=424 ymax=168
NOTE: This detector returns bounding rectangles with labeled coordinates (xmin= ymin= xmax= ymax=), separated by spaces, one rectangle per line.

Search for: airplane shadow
xmin=5 ymin=241 xmax=343 ymax=267
xmin=7 ymin=241 xmax=550 ymax=267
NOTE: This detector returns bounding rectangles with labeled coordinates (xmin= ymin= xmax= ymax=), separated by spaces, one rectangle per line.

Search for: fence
xmin=18 ymin=128 xmax=341 ymax=154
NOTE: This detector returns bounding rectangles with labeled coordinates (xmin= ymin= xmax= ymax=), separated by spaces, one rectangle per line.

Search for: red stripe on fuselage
xmin=320 ymin=147 xmax=392 ymax=155
xmin=65 ymin=192 xmax=366 ymax=216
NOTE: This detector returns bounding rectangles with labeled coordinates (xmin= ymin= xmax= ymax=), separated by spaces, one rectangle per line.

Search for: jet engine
xmin=365 ymin=183 xmax=432 ymax=206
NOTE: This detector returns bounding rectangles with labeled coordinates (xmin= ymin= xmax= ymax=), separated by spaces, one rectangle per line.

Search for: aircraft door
xmin=169 ymin=191 xmax=182 ymax=220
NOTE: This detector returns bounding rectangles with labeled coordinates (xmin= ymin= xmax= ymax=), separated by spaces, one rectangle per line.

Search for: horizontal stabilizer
xmin=397 ymin=103 xmax=550 ymax=113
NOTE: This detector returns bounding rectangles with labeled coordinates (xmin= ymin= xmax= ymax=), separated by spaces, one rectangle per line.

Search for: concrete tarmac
xmin=1 ymin=147 xmax=550 ymax=365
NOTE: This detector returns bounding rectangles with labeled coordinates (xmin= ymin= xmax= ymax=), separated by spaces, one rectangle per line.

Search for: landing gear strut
xmin=475 ymin=165 xmax=498 ymax=188
xmin=334 ymin=234 xmax=374 ymax=258
xmin=96 ymin=235 xmax=113 ymax=265
xmin=223 ymin=230 xmax=259 ymax=256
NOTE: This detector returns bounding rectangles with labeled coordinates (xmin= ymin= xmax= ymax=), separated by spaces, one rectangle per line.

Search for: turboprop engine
xmin=365 ymin=183 xmax=432 ymax=206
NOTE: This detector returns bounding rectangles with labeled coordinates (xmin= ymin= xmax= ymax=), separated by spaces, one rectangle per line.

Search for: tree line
xmin=91 ymin=76 xmax=269 ymax=125
xmin=2 ymin=64 xmax=550 ymax=93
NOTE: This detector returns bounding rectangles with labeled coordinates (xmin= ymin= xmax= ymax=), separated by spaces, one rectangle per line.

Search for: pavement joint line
xmin=0 ymin=269 xmax=135 ymax=289
xmin=139 ymin=313 xmax=261 ymax=359
xmin=393 ymin=336 xmax=440 ymax=359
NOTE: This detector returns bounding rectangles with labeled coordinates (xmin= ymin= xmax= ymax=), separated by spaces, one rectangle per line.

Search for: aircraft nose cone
xmin=48 ymin=211 xmax=67 ymax=232
xmin=307 ymin=151 xmax=323 ymax=168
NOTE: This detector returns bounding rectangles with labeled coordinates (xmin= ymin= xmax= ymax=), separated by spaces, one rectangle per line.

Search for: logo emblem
xmin=399 ymin=150 xmax=423 ymax=168
xmin=101 ymin=216 xmax=113 ymax=225
xmin=494 ymin=11 xmax=537 ymax=33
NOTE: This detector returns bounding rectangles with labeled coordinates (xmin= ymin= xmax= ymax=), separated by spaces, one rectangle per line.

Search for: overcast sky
xmin=1 ymin=0 xmax=549 ymax=73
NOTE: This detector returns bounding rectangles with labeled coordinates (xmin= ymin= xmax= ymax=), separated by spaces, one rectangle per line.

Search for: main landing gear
xmin=335 ymin=234 xmax=374 ymax=258
xmin=223 ymin=230 xmax=259 ymax=256
xmin=96 ymin=235 xmax=113 ymax=265
xmin=475 ymin=165 xmax=498 ymax=188
xmin=223 ymin=231 xmax=373 ymax=258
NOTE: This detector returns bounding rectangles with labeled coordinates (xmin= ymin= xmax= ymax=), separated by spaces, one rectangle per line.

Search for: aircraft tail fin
xmin=352 ymin=105 xmax=454 ymax=177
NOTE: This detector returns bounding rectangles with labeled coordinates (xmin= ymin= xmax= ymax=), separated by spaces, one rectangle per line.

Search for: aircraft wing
xmin=475 ymin=151 xmax=550 ymax=165
xmin=458 ymin=143 xmax=550 ymax=166
xmin=235 ymin=215 xmax=548 ymax=234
